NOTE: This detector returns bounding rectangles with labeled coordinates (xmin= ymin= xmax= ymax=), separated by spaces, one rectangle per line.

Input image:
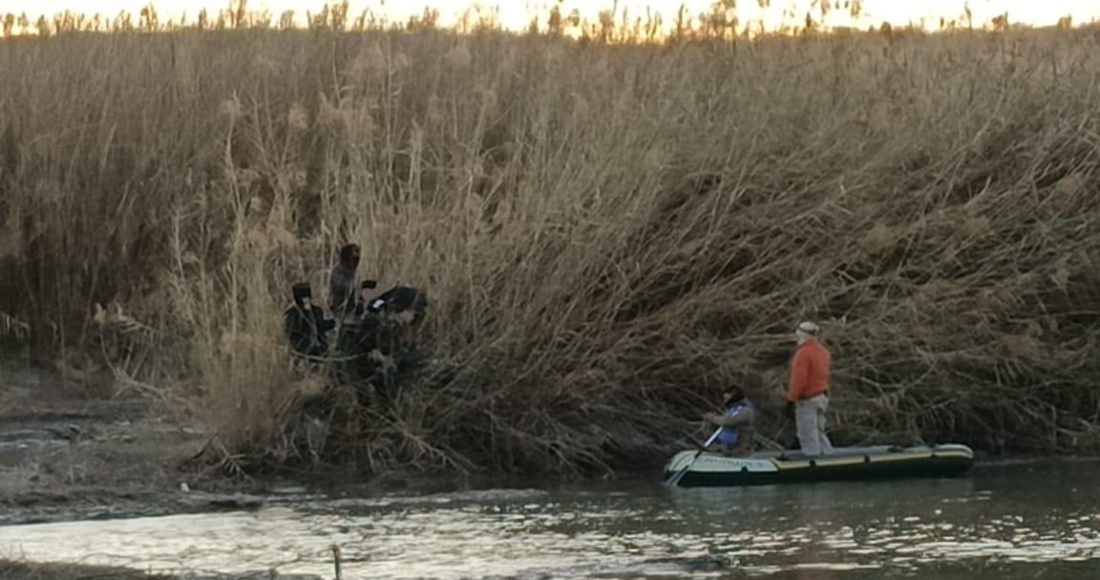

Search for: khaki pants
xmin=796 ymin=394 xmax=833 ymax=456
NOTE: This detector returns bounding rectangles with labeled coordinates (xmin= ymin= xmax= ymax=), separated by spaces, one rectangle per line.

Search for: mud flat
xmin=0 ymin=560 xmax=323 ymax=580
xmin=0 ymin=359 xmax=232 ymax=525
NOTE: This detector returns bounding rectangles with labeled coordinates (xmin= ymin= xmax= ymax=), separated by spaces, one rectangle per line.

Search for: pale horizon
xmin=4 ymin=0 xmax=1099 ymax=36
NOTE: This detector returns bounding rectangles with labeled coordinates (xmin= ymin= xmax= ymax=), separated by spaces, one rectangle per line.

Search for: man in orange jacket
xmin=785 ymin=321 xmax=834 ymax=455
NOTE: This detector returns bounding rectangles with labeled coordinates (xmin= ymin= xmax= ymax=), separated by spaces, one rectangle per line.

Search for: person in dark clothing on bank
xmin=335 ymin=285 xmax=429 ymax=405
xmin=330 ymin=243 xmax=363 ymax=320
xmin=284 ymin=282 xmax=335 ymax=358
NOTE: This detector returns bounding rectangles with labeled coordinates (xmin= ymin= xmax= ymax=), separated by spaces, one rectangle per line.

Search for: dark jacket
xmin=284 ymin=304 xmax=335 ymax=356
xmin=712 ymin=400 xmax=756 ymax=454
xmin=329 ymin=264 xmax=360 ymax=319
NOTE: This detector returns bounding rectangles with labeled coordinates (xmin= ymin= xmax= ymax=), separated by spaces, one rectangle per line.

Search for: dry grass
xmin=3 ymin=24 xmax=1100 ymax=477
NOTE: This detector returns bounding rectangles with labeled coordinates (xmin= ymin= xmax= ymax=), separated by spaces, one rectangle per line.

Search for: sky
xmin=3 ymin=0 xmax=1099 ymax=34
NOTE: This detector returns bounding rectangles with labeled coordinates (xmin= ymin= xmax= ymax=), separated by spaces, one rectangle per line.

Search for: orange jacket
xmin=786 ymin=339 xmax=832 ymax=402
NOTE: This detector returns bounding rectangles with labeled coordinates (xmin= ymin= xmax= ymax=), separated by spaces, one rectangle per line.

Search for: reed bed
xmin=2 ymin=23 xmax=1100 ymax=476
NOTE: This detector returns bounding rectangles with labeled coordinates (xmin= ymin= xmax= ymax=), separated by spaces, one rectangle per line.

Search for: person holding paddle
xmin=665 ymin=386 xmax=758 ymax=486
xmin=702 ymin=387 xmax=757 ymax=456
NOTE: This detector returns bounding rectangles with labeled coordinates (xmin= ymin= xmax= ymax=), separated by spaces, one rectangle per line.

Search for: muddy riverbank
xmin=0 ymin=358 xmax=535 ymax=528
xmin=0 ymin=560 xmax=325 ymax=580
xmin=0 ymin=561 xmax=176 ymax=580
xmin=0 ymin=361 xmax=325 ymax=579
xmin=0 ymin=359 xmax=241 ymax=523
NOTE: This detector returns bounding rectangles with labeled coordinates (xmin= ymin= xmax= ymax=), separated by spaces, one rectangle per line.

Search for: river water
xmin=2 ymin=459 xmax=1100 ymax=579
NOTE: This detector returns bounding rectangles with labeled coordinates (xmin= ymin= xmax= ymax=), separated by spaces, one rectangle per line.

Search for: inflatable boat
xmin=663 ymin=444 xmax=974 ymax=488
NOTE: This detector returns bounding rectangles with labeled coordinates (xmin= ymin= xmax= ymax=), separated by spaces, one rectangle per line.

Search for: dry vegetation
xmin=2 ymin=21 xmax=1100 ymax=478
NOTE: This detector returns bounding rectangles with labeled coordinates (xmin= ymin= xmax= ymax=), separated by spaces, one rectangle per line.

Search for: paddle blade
xmin=664 ymin=427 xmax=722 ymax=487
xmin=663 ymin=448 xmax=705 ymax=487
xmin=664 ymin=465 xmax=691 ymax=487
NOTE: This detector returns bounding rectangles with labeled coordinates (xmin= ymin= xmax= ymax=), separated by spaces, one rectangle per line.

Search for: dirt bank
xmin=0 ymin=356 xmax=517 ymax=527
xmin=0 ymin=357 xmax=253 ymax=525
xmin=0 ymin=561 xmax=175 ymax=580
xmin=0 ymin=560 xmax=324 ymax=580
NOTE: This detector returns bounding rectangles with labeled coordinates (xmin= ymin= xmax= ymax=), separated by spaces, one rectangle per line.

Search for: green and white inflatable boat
xmin=663 ymin=444 xmax=975 ymax=488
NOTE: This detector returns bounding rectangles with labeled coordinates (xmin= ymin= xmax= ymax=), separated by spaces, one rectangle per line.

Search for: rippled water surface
xmin=3 ymin=459 xmax=1100 ymax=579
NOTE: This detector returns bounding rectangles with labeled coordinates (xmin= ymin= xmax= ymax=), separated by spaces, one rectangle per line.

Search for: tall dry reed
xmin=2 ymin=25 xmax=1100 ymax=476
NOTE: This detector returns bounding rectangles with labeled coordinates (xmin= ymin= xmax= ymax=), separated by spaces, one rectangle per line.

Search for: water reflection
xmin=0 ymin=460 xmax=1098 ymax=579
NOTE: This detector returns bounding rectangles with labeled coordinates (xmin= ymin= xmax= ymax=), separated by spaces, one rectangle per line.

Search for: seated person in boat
xmin=284 ymin=282 xmax=335 ymax=358
xmin=703 ymin=387 xmax=756 ymax=456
